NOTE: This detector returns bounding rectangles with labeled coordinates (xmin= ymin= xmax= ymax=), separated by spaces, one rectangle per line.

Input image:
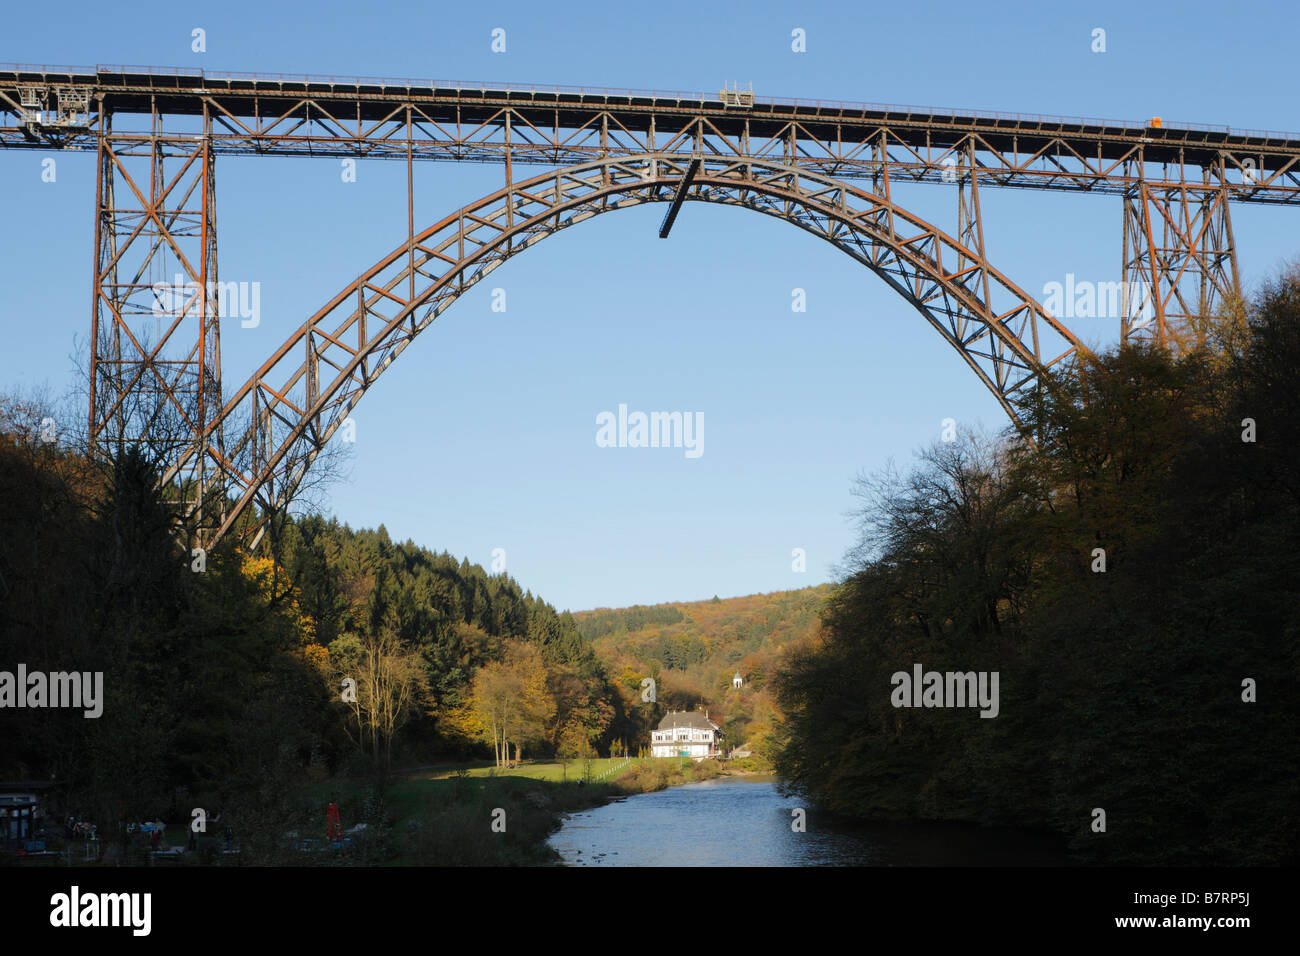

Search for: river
xmin=547 ymin=775 xmax=1072 ymax=866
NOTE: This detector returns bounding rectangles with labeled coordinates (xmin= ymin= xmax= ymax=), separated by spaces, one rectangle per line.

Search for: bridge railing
xmin=0 ymin=63 xmax=99 ymax=77
xmin=97 ymin=64 xmax=204 ymax=77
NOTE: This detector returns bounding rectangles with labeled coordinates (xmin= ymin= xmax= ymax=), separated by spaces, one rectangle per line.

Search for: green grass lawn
xmin=447 ymin=757 xmax=636 ymax=782
xmin=298 ymin=757 xmax=639 ymax=841
xmin=402 ymin=756 xmax=715 ymax=784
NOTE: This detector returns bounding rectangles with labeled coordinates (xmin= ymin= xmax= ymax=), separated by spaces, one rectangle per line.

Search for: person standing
xmin=326 ymin=800 xmax=341 ymax=841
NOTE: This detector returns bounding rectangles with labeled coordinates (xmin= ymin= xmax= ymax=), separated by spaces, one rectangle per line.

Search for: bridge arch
xmin=167 ymin=154 xmax=1082 ymax=548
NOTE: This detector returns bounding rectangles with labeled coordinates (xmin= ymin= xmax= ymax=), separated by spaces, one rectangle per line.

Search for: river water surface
xmin=547 ymin=775 xmax=1072 ymax=866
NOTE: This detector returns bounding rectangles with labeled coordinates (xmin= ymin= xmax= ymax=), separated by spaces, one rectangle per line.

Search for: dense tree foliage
xmin=0 ymin=426 xmax=332 ymax=830
xmin=575 ymin=605 xmax=685 ymax=641
xmin=273 ymin=514 xmax=612 ymax=761
xmin=773 ymin=271 xmax=1300 ymax=864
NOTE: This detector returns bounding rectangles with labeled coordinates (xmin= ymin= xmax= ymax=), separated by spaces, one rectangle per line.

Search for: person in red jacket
xmin=326 ymin=800 xmax=341 ymax=841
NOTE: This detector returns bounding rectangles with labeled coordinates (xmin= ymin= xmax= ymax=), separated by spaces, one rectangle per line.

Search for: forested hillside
xmin=772 ymin=268 xmax=1300 ymax=865
xmin=576 ymin=586 xmax=831 ymax=757
xmin=277 ymin=515 xmax=615 ymax=763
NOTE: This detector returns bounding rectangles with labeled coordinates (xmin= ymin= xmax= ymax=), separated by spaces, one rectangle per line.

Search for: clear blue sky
xmin=2 ymin=0 xmax=1297 ymax=611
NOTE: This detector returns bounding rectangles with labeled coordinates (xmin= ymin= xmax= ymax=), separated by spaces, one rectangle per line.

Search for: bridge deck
xmin=3 ymin=63 xmax=1298 ymax=161
xmin=5 ymin=64 xmax=1299 ymax=204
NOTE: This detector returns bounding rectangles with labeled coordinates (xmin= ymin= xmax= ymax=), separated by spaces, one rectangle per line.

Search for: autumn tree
xmin=330 ymin=630 xmax=428 ymax=786
xmin=499 ymin=642 xmax=554 ymax=765
xmin=546 ymin=663 xmax=614 ymax=753
xmin=468 ymin=658 xmax=516 ymax=768
xmin=468 ymin=641 xmax=555 ymax=766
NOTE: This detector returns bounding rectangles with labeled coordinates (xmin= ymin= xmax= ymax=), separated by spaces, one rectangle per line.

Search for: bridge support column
xmin=1121 ymin=170 xmax=1240 ymax=350
xmin=88 ymin=100 xmax=225 ymax=545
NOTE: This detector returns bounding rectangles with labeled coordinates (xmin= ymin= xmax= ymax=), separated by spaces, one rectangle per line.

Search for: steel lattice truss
xmin=5 ymin=65 xmax=1298 ymax=204
xmin=86 ymin=115 xmax=225 ymax=530
xmin=2 ymin=64 xmax=1294 ymax=549
xmin=158 ymin=155 xmax=1078 ymax=549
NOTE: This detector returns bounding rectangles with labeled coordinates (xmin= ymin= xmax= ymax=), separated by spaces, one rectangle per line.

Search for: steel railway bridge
xmin=4 ymin=64 xmax=1299 ymax=551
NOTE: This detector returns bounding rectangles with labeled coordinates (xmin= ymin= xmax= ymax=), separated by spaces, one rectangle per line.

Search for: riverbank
xmin=394 ymin=758 xmax=756 ymax=863
xmin=338 ymin=757 xmax=745 ymax=865
xmin=11 ymin=758 xmax=760 ymax=866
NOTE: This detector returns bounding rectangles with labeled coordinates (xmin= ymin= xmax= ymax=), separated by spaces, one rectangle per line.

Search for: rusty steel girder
xmin=4 ymin=65 xmax=1299 ymax=202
